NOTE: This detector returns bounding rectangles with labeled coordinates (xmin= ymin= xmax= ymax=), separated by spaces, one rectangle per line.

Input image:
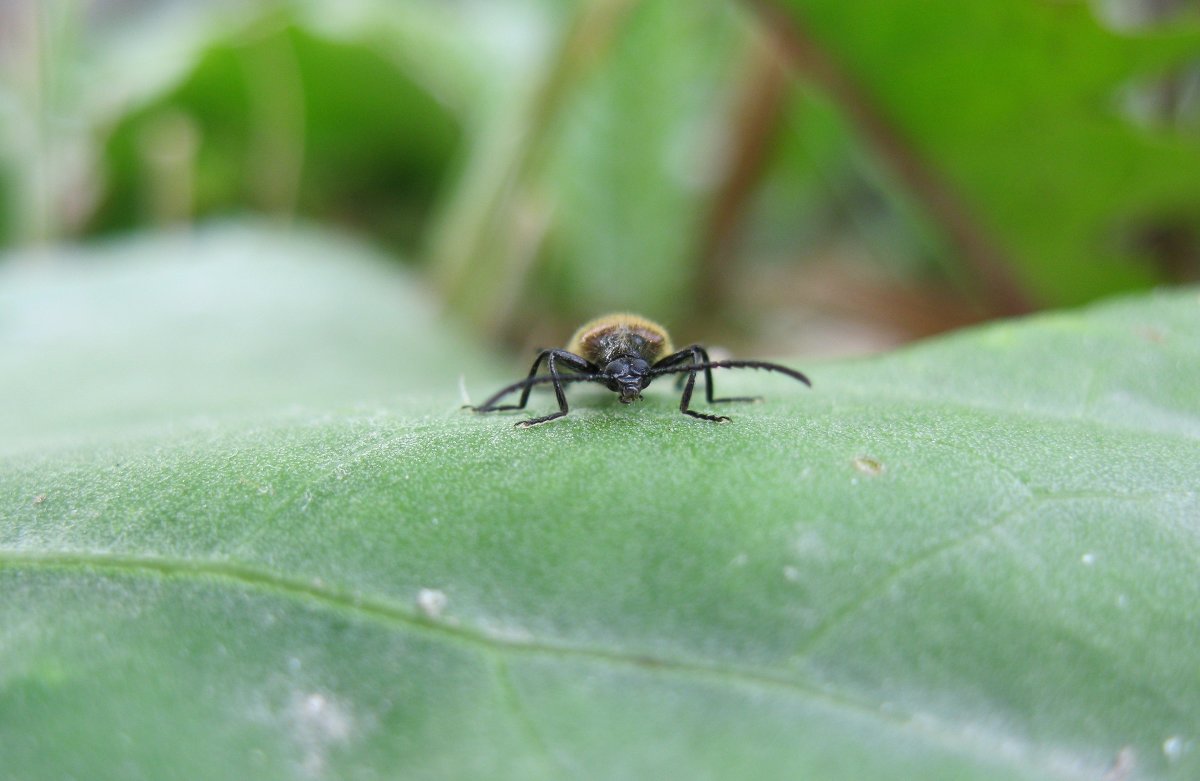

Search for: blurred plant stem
xmin=429 ymin=0 xmax=640 ymax=335
xmin=136 ymin=110 xmax=200 ymax=227
xmin=690 ymin=26 xmax=789 ymax=329
xmin=1 ymin=1 xmax=86 ymax=246
xmin=748 ymin=0 xmax=1034 ymax=317
xmin=135 ymin=19 xmax=306 ymax=229
xmin=240 ymin=20 xmax=305 ymax=219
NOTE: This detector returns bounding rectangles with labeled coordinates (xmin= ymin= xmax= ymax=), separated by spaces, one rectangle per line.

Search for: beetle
xmin=466 ymin=313 xmax=811 ymax=427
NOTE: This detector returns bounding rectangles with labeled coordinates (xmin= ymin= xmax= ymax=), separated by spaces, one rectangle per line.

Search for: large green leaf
xmin=2 ymin=227 xmax=1198 ymax=779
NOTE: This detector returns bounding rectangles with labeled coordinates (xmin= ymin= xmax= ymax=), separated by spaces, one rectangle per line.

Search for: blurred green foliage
xmin=2 ymin=0 xmax=1199 ymax=347
xmin=89 ymin=22 xmax=461 ymax=250
xmin=788 ymin=0 xmax=1200 ymax=306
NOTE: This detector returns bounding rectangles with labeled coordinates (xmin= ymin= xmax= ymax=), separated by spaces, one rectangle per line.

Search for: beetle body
xmin=468 ymin=312 xmax=810 ymax=427
xmin=567 ymin=313 xmax=673 ymax=364
xmin=568 ymin=314 xmax=672 ymax=403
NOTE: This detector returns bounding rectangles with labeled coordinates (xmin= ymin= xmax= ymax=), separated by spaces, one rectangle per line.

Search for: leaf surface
xmin=2 ymin=226 xmax=1198 ymax=779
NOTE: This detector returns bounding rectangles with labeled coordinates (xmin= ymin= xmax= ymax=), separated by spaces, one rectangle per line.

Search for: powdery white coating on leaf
xmin=792 ymin=526 xmax=828 ymax=559
xmin=417 ymin=587 xmax=448 ymax=619
xmin=287 ymin=691 xmax=354 ymax=778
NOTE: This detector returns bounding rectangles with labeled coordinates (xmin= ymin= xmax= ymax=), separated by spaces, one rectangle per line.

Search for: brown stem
xmin=433 ymin=0 xmax=641 ymax=335
xmin=747 ymin=0 xmax=1034 ymax=316
xmin=693 ymin=31 xmax=790 ymax=320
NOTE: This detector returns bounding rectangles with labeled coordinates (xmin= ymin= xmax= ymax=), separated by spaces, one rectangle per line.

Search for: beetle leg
xmin=676 ymin=363 xmax=730 ymax=423
xmin=470 ymin=349 xmax=596 ymax=413
xmin=655 ymin=345 xmax=760 ymax=406
xmin=516 ymin=350 xmax=592 ymax=427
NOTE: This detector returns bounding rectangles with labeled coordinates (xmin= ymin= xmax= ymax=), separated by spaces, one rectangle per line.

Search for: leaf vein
xmin=0 ymin=550 xmax=1108 ymax=779
xmin=489 ymin=654 xmax=569 ymax=778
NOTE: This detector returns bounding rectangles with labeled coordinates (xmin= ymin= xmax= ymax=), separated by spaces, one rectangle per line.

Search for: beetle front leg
xmin=516 ymin=350 xmax=593 ymax=427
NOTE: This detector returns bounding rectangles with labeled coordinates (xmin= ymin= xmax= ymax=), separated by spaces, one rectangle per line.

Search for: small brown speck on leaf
xmin=853 ymin=456 xmax=885 ymax=476
xmin=1136 ymin=326 xmax=1165 ymax=344
xmin=1102 ymin=746 xmax=1135 ymax=781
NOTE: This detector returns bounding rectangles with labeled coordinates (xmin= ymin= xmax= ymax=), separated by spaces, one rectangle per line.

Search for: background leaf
xmin=767 ymin=0 xmax=1200 ymax=305
xmin=2 ymin=226 xmax=1197 ymax=779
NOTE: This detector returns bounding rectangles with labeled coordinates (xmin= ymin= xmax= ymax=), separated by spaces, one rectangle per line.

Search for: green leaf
xmin=1 ymin=0 xmax=269 ymax=243
xmin=1 ymin=0 xmax=475 ymax=247
xmin=0 ymin=223 xmax=497 ymax=447
xmin=2 ymin=226 xmax=1199 ymax=779
xmin=769 ymin=0 xmax=1200 ymax=305
xmin=90 ymin=22 xmax=461 ymax=250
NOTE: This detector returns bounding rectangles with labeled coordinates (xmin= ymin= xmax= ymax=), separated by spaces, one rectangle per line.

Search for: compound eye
xmin=630 ymin=359 xmax=650 ymax=376
xmin=606 ymin=359 xmax=630 ymax=376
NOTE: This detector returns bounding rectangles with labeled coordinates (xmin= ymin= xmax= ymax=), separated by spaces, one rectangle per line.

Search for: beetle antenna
xmin=649 ymin=360 xmax=811 ymax=387
xmin=471 ymin=372 xmax=611 ymax=410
